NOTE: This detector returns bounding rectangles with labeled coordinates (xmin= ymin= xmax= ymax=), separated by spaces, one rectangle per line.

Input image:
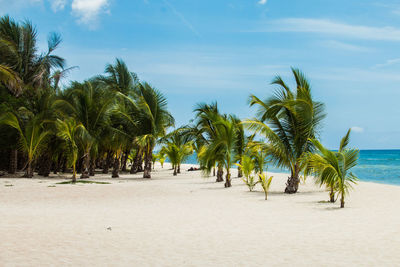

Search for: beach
xmin=1 ymin=163 xmax=400 ymax=266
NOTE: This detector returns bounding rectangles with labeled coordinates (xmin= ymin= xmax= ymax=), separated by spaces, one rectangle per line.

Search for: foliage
xmin=245 ymin=68 xmax=326 ymax=193
xmin=305 ymin=129 xmax=359 ymax=208
xmin=259 ymin=173 xmax=273 ymax=200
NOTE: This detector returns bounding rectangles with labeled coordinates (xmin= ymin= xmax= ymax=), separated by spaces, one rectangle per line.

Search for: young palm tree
xmin=55 ymin=118 xmax=86 ymax=182
xmin=156 ymin=151 xmax=167 ymax=168
xmin=259 ymin=173 xmax=273 ymax=200
xmin=306 ymin=129 xmax=359 ymax=208
xmin=0 ymin=113 xmax=51 ymax=178
xmin=160 ymin=128 xmax=194 ymax=175
xmin=246 ymin=68 xmax=325 ymax=193
xmin=236 ymin=155 xmax=258 ymax=191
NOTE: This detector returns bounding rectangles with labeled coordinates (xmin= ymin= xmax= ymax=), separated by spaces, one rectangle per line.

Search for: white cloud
xmin=320 ymin=40 xmax=371 ymax=52
xmin=71 ymin=0 xmax=110 ymax=26
xmin=258 ymin=0 xmax=267 ymax=4
xmin=50 ymin=0 xmax=67 ymax=11
xmin=265 ymin=18 xmax=400 ymax=41
xmin=374 ymin=58 xmax=400 ymax=68
xmin=351 ymin=126 xmax=364 ymax=133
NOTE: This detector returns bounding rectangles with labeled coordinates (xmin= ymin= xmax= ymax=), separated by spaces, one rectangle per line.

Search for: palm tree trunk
xmin=238 ymin=165 xmax=243 ymax=178
xmin=340 ymin=194 xmax=345 ymax=208
xmin=8 ymin=149 xmax=17 ymax=174
xmin=39 ymin=152 xmax=51 ymax=177
xmin=224 ymin=171 xmax=231 ymax=188
xmin=173 ymin=165 xmax=177 ymax=176
xmin=80 ymin=152 xmax=90 ymax=178
xmin=213 ymin=167 xmax=216 ymax=176
xmin=112 ymin=155 xmax=120 ymax=178
xmin=72 ymin=164 xmax=77 ymax=183
xmin=285 ymin=165 xmax=300 ymax=194
xmin=329 ymin=187 xmax=335 ymax=203
xmin=177 ymin=164 xmax=181 ymax=174
xmin=103 ymin=151 xmax=112 ymax=174
xmin=121 ymin=149 xmax=129 ymax=172
xmin=216 ymin=166 xmax=224 ymax=182
xmin=130 ymin=149 xmax=142 ymax=174
xmin=89 ymin=158 xmax=95 ymax=176
xmin=23 ymin=161 xmax=33 ymax=178
xmin=143 ymin=148 xmax=152 ymax=178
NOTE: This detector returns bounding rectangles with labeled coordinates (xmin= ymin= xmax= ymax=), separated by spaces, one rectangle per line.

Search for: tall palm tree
xmin=56 ymin=81 xmax=114 ymax=178
xmin=199 ymin=114 xmax=237 ymax=188
xmin=122 ymin=82 xmax=174 ymax=178
xmin=192 ymin=103 xmax=226 ymax=182
xmin=306 ymin=129 xmax=359 ymax=208
xmin=0 ymin=15 xmax=65 ymax=96
xmin=97 ymin=58 xmax=138 ymax=95
xmin=0 ymin=15 xmax=65 ymax=175
xmin=246 ymin=68 xmax=325 ymax=193
xmin=232 ymin=115 xmax=245 ymax=178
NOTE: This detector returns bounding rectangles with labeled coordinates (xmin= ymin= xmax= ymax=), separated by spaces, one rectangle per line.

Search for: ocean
xmin=182 ymin=150 xmax=400 ymax=186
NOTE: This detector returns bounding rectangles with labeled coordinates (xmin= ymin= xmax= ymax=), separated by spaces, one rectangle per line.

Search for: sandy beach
xmin=1 ymin=163 xmax=400 ymax=266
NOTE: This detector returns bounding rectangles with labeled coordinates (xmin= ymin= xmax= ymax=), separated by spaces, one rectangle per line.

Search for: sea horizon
xmin=180 ymin=149 xmax=400 ymax=186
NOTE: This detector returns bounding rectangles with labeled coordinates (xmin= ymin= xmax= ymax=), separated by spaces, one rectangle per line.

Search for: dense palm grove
xmin=0 ymin=16 xmax=359 ymax=207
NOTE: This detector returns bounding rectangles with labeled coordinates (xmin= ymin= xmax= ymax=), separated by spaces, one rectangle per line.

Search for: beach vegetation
xmin=245 ymin=68 xmax=326 ymax=194
xmin=305 ymin=129 xmax=359 ymax=208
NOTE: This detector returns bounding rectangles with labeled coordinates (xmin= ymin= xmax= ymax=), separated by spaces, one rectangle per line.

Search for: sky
xmin=2 ymin=0 xmax=400 ymax=149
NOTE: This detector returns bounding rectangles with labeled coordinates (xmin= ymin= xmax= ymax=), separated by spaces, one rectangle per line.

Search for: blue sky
xmin=2 ymin=0 xmax=400 ymax=149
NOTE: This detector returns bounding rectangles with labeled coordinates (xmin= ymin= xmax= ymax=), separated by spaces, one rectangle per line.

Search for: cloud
xmin=264 ymin=18 xmax=400 ymax=41
xmin=258 ymin=0 xmax=267 ymax=4
xmin=163 ymin=0 xmax=201 ymax=38
xmin=71 ymin=0 xmax=110 ymax=26
xmin=351 ymin=126 xmax=364 ymax=133
xmin=320 ymin=40 xmax=371 ymax=52
xmin=374 ymin=58 xmax=400 ymax=68
xmin=50 ymin=0 xmax=67 ymax=11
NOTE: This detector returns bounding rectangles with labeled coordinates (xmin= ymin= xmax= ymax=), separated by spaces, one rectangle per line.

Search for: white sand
xmin=1 ymin=163 xmax=400 ymax=266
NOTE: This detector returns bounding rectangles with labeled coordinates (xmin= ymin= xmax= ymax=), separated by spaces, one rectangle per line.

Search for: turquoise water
xmin=182 ymin=150 xmax=400 ymax=186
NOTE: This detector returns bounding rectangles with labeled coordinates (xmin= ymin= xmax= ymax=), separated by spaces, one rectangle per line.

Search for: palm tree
xmin=192 ymin=103 xmax=226 ymax=182
xmin=232 ymin=115 xmax=245 ymax=178
xmin=200 ymin=114 xmax=237 ymax=188
xmin=161 ymin=143 xmax=180 ymax=175
xmin=154 ymin=151 xmax=167 ymax=168
xmin=122 ymin=82 xmax=174 ymax=178
xmin=236 ymin=155 xmax=257 ymax=191
xmin=0 ymin=15 xmax=65 ymax=96
xmin=160 ymin=128 xmax=194 ymax=175
xmin=258 ymin=173 xmax=273 ymax=200
xmin=306 ymin=129 xmax=359 ymax=208
xmin=55 ymin=118 xmax=86 ymax=182
xmin=56 ymin=81 xmax=114 ymax=178
xmin=0 ymin=112 xmax=50 ymax=178
xmin=246 ymin=68 xmax=325 ymax=193
xmin=0 ymin=15 xmax=65 ymax=174
xmin=97 ymin=58 xmax=138 ymax=95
